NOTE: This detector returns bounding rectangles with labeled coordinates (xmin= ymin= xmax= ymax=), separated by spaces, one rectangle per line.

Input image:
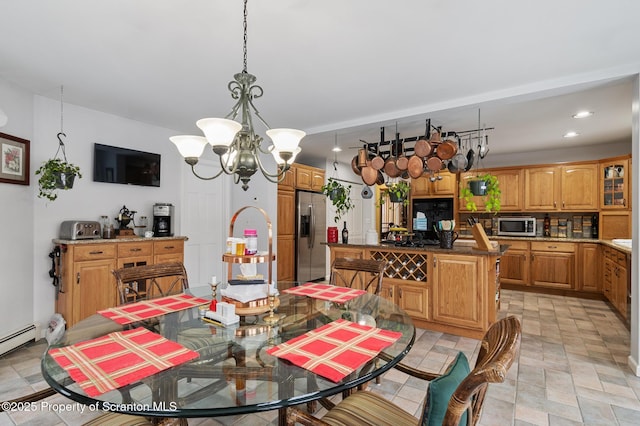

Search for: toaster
xmin=59 ymin=221 xmax=102 ymax=240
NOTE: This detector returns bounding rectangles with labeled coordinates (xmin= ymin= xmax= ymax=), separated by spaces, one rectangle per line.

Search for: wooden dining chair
xmin=112 ymin=261 xmax=190 ymax=306
xmin=330 ymin=257 xmax=386 ymax=295
xmin=286 ymin=315 xmax=521 ymax=426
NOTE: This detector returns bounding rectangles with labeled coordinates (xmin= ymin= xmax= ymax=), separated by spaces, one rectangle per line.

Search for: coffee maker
xmin=153 ymin=203 xmax=174 ymax=237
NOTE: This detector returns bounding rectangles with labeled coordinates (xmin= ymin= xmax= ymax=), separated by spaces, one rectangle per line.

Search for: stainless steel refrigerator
xmin=296 ymin=191 xmax=327 ymax=282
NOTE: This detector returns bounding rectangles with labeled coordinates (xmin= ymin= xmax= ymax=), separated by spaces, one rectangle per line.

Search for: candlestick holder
xmin=262 ymin=293 xmax=281 ymax=324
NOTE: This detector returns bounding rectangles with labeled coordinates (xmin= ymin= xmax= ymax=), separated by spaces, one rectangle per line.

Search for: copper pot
xmin=414 ymin=138 xmax=432 ymax=158
xmin=370 ymin=154 xmax=385 ymax=170
xmin=426 ymin=156 xmax=443 ymax=172
xmin=361 ymin=164 xmax=378 ymax=185
xmin=384 ymin=157 xmax=401 ymax=178
xmin=407 ymin=155 xmax=424 ymax=179
xmin=351 ymin=155 xmax=362 ymax=176
xmin=436 ymin=140 xmax=457 ymax=160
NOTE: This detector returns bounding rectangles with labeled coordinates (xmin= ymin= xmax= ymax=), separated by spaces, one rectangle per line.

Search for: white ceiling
xmin=0 ymin=0 xmax=638 ymax=167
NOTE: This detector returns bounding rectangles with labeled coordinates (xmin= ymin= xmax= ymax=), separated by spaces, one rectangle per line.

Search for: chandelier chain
xmin=243 ymin=0 xmax=248 ymax=73
xmin=60 ymin=85 xmax=64 ymax=133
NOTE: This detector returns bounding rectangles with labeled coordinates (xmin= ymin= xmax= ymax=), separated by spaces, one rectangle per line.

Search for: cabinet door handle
xmin=623 ymin=199 xmax=626 ymax=207
xmin=130 ymin=248 xmax=142 ymax=252
xmin=76 ymin=272 xmax=80 ymax=284
xmin=531 ymin=254 xmax=534 ymax=261
xmin=89 ymin=250 xmax=104 ymax=255
xmin=389 ymin=287 xmax=393 ymax=298
xmin=548 ymin=246 xmax=557 ymax=249
xmin=553 ymin=201 xmax=557 ymax=208
xmin=164 ymin=246 xmax=175 ymax=250
xmin=562 ymin=201 xmax=565 ymax=208
xmin=398 ymin=288 xmax=402 ymax=298
xmin=433 ymin=257 xmax=437 ymax=267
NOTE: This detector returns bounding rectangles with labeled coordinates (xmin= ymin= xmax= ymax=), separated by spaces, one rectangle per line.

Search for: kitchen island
xmin=327 ymin=242 xmax=507 ymax=339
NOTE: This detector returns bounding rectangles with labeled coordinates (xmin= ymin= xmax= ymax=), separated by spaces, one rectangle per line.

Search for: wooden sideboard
xmin=328 ymin=242 xmax=504 ymax=339
xmin=52 ymin=237 xmax=187 ymax=327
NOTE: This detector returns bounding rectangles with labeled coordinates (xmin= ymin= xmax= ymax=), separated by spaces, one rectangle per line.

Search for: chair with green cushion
xmin=285 ymin=315 xmax=521 ymax=426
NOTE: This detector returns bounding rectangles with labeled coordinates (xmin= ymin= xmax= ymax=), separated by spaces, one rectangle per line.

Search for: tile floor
xmin=1 ymin=289 xmax=639 ymax=425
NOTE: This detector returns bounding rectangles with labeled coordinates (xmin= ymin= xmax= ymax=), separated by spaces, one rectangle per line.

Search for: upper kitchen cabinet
xmin=411 ymin=171 xmax=456 ymax=197
xmin=600 ymin=156 xmax=630 ymax=210
xmin=459 ymin=168 xmax=523 ymax=212
xmin=524 ymin=163 xmax=598 ymax=211
xmin=294 ymin=164 xmax=325 ymax=192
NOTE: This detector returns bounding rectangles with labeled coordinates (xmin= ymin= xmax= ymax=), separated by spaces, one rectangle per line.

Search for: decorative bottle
xmin=543 ymin=213 xmax=551 ymax=237
xmin=342 ymin=221 xmax=349 ymax=244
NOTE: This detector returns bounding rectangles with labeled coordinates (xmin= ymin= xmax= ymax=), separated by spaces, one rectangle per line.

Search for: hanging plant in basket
xmin=459 ymin=173 xmax=501 ymax=213
xmin=36 ymin=127 xmax=82 ymax=201
xmin=380 ymin=180 xmax=410 ymax=206
xmin=321 ymin=178 xmax=355 ymax=223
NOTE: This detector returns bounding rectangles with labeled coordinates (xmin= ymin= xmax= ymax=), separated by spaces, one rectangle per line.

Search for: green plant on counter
xmin=380 ymin=180 xmax=410 ymax=206
xmin=321 ymin=178 xmax=355 ymax=223
xmin=35 ymin=157 xmax=82 ymax=201
xmin=459 ymin=173 xmax=501 ymax=213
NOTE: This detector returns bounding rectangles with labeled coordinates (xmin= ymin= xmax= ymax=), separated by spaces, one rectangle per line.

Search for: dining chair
xmin=285 ymin=315 xmax=521 ymax=426
xmin=112 ymin=261 xmax=190 ymax=305
xmin=330 ymin=257 xmax=386 ymax=295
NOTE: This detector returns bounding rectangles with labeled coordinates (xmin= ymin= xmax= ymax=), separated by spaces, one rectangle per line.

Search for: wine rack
xmin=369 ymin=250 xmax=428 ymax=282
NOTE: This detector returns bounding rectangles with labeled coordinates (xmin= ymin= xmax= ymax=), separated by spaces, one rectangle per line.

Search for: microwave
xmin=497 ymin=217 xmax=536 ymax=237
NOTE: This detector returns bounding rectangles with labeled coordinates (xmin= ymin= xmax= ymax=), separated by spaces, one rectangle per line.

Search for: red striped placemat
xmin=98 ymin=293 xmax=209 ymax=325
xmin=283 ymin=283 xmax=366 ymax=303
xmin=266 ymin=318 xmax=401 ymax=382
xmin=49 ymin=327 xmax=199 ymax=397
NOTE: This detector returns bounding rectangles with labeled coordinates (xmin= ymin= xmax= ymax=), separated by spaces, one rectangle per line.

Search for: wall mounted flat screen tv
xmin=93 ymin=143 xmax=161 ymax=187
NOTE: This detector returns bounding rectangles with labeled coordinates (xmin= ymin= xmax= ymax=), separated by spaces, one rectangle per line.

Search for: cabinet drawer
xmin=73 ymin=244 xmax=116 ymax=261
xmin=117 ymin=242 xmax=153 ymax=258
xmin=615 ymin=251 xmax=627 ymax=264
xmin=498 ymin=239 xmax=529 ymax=250
xmin=530 ymin=241 xmax=575 ymax=252
xmin=153 ymin=240 xmax=184 ymax=255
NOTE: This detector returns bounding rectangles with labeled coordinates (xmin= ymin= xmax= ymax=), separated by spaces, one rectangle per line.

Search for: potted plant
xmin=381 ymin=180 xmax=410 ymax=206
xmin=321 ymin=178 xmax=355 ymax=223
xmin=459 ymin=173 xmax=501 ymax=213
xmin=36 ymin=157 xmax=82 ymax=201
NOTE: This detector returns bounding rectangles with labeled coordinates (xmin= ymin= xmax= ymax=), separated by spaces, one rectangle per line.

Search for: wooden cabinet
xmin=524 ymin=163 xmax=597 ymax=211
xmin=277 ymin=189 xmax=296 ymax=281
xmin=294 ymin=164 xmax=325 ymax=192
xmin=279 ymin=167 xmax=295 ymax=191
xmin=117 ymin=241 xmax=153 ymax=268
xmin=432 ymin=253 xmax=486 ymax=331
xmin=492 ymin=169 xmax=523 ymax=211
xmin=411 ymin=171 xmax=456 ymax=197
xmin=561 ymin=163 xmax=598 ymax=210
xmin=54 ymin=238 xmax=186 ymax=327
xmin=600 ymin=211 xmax=631 ymax=239
xmin=397 ymin=284 xmax=430 ymax=320
xmin=578 ymin=243 xmax=601 ymax=293
xmin=497 ymin=239 xmax=529 ymax=286
xmin=459 ymin=169 xmax=523 ymax=212
xmin=602 ymin=246 xmax=629 ymax=320
xmin=600 ymin=157 xmax=629 ymax=209
xmin=530 ymin=241 xmax=575 ymax=290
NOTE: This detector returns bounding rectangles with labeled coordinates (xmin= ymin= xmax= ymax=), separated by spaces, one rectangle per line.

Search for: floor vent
xmin=0 ymin=324 xmax=37 ymax=356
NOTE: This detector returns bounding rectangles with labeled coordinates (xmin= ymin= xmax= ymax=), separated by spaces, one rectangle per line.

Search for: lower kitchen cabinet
xmin=578 ymin=243 xmax=601 ymax=292
xmin=432 ymin=253 xmax=485 ymax=331
xmin=602 ymin=246 xmax=629 ymax=320
xmin=498 ymin=239 xmax=529 ymax=286
xmin=530 ymin=242 xmax=575 ymax=289
xmin=397 ymin=284 xmax=430 ymax=320
xmin=53 ymin=237 xmax=187 ymax=327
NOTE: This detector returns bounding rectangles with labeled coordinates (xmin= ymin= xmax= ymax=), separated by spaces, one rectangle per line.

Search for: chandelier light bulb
xmin=169 ymin=135 xmax=208 ymax=159
xmin=266 ymin=128 xmax=306 ymax=152
xmin=197 ymin=118 xmax=242 ymax=147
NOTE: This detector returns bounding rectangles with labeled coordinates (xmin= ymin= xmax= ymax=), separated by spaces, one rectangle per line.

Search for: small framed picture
xmin=0 ymin=132 xmax=30 ymax=185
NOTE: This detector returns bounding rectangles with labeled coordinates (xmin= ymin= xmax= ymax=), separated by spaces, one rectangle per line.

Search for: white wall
xmin=0 ymin=80 xmax=35 ymax=339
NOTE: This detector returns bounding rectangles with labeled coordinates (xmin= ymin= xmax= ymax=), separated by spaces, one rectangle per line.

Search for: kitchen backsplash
xmin=458 ymin=212 xmax=599 ymax=239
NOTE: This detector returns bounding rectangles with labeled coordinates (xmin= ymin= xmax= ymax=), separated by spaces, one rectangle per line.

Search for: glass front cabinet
xmin=600 ymin=158 xmax=629 ymax=209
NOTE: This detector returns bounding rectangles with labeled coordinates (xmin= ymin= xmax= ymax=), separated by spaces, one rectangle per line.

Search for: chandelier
xmin=170 ymin=0 xmax=304 ymax=191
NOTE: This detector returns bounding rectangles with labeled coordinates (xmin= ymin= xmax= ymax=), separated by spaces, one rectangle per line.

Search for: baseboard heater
xmin=0 ymin=324 xmax=37 ymax=356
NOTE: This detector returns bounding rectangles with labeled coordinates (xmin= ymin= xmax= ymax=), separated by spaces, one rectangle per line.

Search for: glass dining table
xmin=41 ymin=287 xmax=415 ymax=425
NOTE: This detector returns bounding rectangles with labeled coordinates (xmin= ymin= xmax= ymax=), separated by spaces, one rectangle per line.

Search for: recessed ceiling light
xmin=563 ymin=131 xmax=579 ymax=138
xmin=572 ymin=111 xmax=593 ymax=119
xmin=331 ymin=146 xmax=342 ymax=152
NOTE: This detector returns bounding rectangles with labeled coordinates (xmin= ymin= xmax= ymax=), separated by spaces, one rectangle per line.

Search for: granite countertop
xmin=326 ymin=242 xmax=507 ymax=256
xmin=52 ymin=236 xmax=189 ymax=244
